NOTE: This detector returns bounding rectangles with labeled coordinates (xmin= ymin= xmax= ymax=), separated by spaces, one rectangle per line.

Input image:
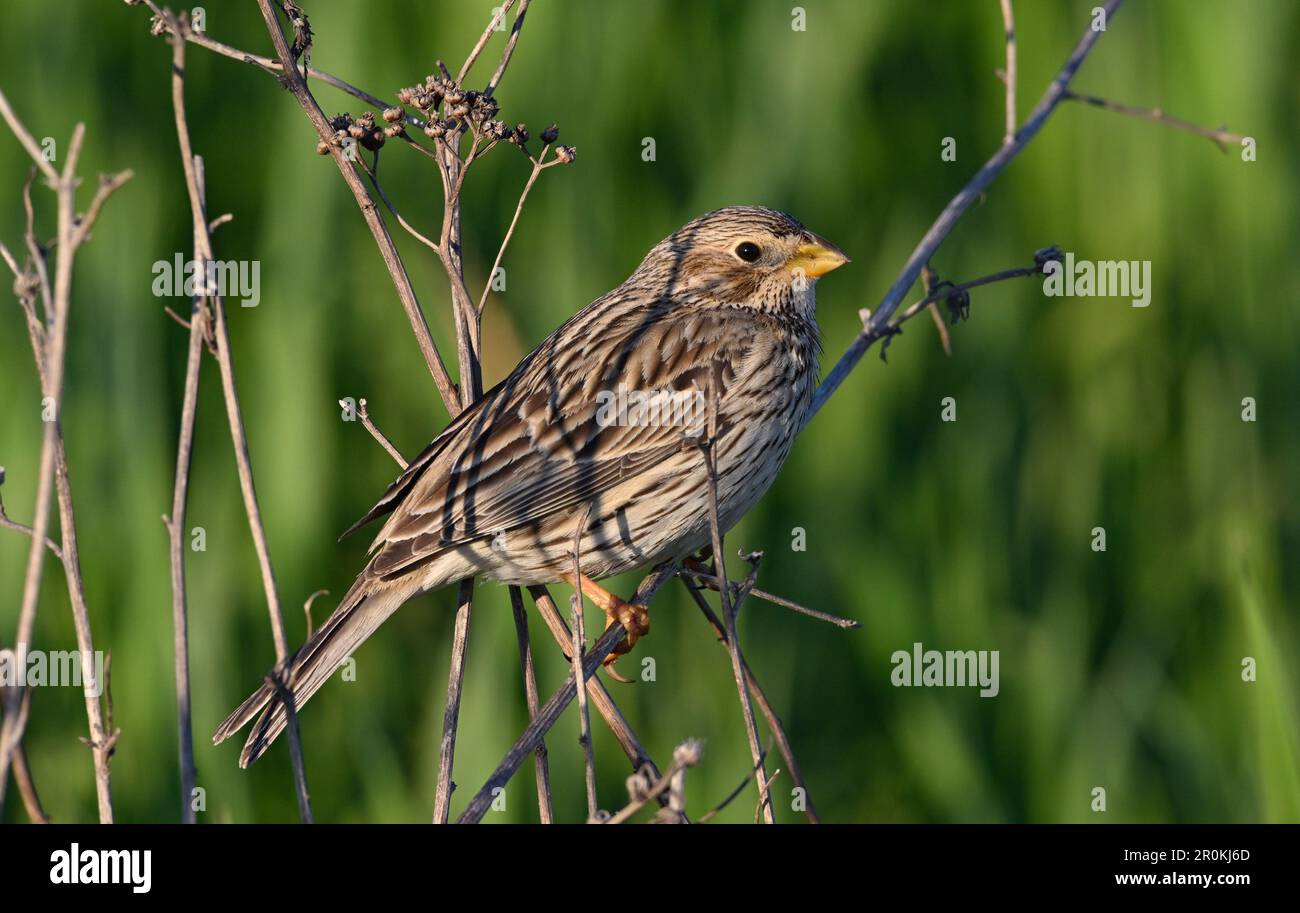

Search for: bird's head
xmin=635 ymin=205 xmax=849 ymax=316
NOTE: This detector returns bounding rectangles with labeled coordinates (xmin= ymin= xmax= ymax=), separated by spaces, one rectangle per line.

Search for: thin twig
xmin=164 ymin=21 xmax=311 ymax=820
xmin=680 ymin=577 xmax=820 ymax=824
xmin=476 ymin=148 xmax=551 ymax=316
xmin=354 ymin=398 xmax=407 ymax=468
xmin=1063 ymin=90 xmax=1247 ymax=152
xmin=431 ymin=579 xmax=474 ymax=823
xmin=509 ymin=586 xmax=553 ymax=823
xmin=697 ymin=738 xmax=773 ymax=824
xmin=998 ymin=0 xmax=1017 ymax=144
xmin=569 ymin=506 xmax=598 ymax=820
xmin=456 ymin=621 xmax=628 ymax=824
xmin=12 ymin=743 xmax=49 ymax=824
xmin=456 ymin=0 xmax=519 ymax=86
xmin=161 ymin=37 xmax=213 ymax=823
xmin=681 ymin=564 xmax=860 ymax=630
xmin=698 ymin=382 xmax=774 ymax=824
xmin=0 ymin=92 xmax=129 ymax=823
xmin=251 ymin=0 xmax=459 ymax=413
xmin=808 ymin=0 xmax=1127 ymax=422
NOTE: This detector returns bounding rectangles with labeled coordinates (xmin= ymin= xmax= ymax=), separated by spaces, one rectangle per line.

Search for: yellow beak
xmin=787 ymin=236 xmax=850 ymax=278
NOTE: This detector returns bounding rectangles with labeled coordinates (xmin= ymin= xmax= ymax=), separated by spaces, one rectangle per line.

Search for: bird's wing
xmin=356 ymin=300 xmax=760 ymax=580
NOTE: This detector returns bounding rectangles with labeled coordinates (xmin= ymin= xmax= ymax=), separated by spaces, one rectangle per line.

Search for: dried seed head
xmin=508 ymin=123 xmax=529 ymax=146
xmin=316 ymin=140 xmax=331 ymax=155
xmin=540 ymin=123 xmax=559 ymax=144
xmin=383 ymin=123 xmax=403 ymax=139
xmin=672 ymin=739 xmax=704 ymax=767
xmin=382 ymin=107 xmax=404 ymax=124
xmin=472 ymin=94 xmax=500 ymax=122
xmin=424 ymin=121 xmax=446 ymax=139
xmin=555 ymin=144 xmax=577 ymax=164
xmin=1034 ymin=245 xmax=1065 ymax=270
xmin=483 ymin=120 xmax=509 ymax=142
xmin=397 ymin=87 xmax=414 ymax=105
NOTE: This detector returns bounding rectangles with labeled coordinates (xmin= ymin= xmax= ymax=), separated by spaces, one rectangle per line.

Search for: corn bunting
xmin=215 ymin=205 xmax=847 ymax=766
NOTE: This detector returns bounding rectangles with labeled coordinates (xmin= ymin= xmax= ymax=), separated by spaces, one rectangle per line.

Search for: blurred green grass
xmin=0 ymin=0 xmax=1296 ymax=823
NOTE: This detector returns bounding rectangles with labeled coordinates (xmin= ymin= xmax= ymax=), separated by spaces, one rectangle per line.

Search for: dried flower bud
xmin=397 ymin=87 xmax=414 ymax=105
xmin=316 ymin=140 xmax=330 ymax=155
xmin=424 ymin=121 xmax=446 ymax=139
xmin=508 ymin=123 xmax=529 ymax=146
xmin=540 ymin=123 xmax=559 ymax=144
xmin=624 ymin=766 xmax=655 ymax=803
xmin=382 ymin=107 xmax=404 ymax=124
xmin=448 ymin=102 xmax=471 ymax=120
xmin=554 ymin=144 xmax=577 ymax=164
xmin=484 ymin=120 xmax=509 ymax=142
xmin=443 ymin=87 xmax=465 ymax=107
xmin=383 ymin=123 xmax=403 ymax=139
xmin=472 ymin=94 xmax=499 ymax=122
xmin=672 ymin=739 xmax=704 ymax=767
xmin=1034 ymin=245 xmax=1065 ymax=270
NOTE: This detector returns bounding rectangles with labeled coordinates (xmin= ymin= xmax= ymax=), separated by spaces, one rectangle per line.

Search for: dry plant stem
xmin=1062 ymin=91 xmax=1248 ymax=151
xmin=603 ymin=751 xmax=697 ymax=825
xmin=356 ymin=399 xmax=406 ymax=468
xmin=12 ymin=744 xmax=49 ymax=823
xmin=569 ymin=508 xmax=598 ymax=820
xmin=455 ymin=0 xmax=519 ymax=86
xmin=165 ymin=25 xmax=312 ymax=820
xmin=477 ymin=151 xmax=550 ymax=315
xmin=509 ymin=586 xmax=553 ymax=823
xmin=696 ymin=737 xmax=773 ymax=823
xmin=699 ymin=401 xmax=775 ymax=824
xmin=809 ymin=0 xmax=1126 ymax=423
xmin=681 ymin=565 xmax=860 ymax=630
xmin=268 ymin=674 xmax=313 ymax=823
xmin=527 ymin=586 xmax=663 ymax=775
xmin=999 ymin=0 xmax=1017 ymax=145
xmin=680 ymin=577 xmax=820 ymax=824
xmin=431 ymin=579 xmax=474 ymax=823
xmin=456 ymin=621 xmax=628 ymax=824
xmin=0 ymin=89 xmax=128 ymax=823
xmin=349 ymin=408 xmax=557 ymax=823
xmin=251 ymin=0 xmax=459 ymax=414
xmin=427 ymin=0 xmax=535 ymax=822
xmin=162 ymin=46 xmax=211 ymax=822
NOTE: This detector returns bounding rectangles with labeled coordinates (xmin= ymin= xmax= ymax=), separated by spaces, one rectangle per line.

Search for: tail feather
xmin=213 ymin=578 xmax=413 ymax=768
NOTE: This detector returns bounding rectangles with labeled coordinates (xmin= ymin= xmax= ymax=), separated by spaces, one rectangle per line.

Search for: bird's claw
xmin=601 ymin=600 xmax=649 ymax=683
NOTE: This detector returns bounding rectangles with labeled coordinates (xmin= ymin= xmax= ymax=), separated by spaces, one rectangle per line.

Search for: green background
xmin=1 ymin=0 xmax=1296 ymax=823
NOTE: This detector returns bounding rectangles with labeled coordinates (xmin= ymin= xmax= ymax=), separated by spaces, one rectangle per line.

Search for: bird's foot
xmin=562 ymin=571 xmax=650 ymax=681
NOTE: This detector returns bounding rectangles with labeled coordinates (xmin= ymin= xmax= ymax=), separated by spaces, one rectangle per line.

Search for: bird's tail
xmin=213 ymin=575 xmax=414 ymax=767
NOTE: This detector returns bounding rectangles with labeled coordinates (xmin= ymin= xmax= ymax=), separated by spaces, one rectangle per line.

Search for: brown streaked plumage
xmin=214 ymin=205 xmax=848 ymax=766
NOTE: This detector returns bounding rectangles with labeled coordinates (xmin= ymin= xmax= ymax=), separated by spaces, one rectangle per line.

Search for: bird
xmin=214 ymin=205 xmax=848 ymax=767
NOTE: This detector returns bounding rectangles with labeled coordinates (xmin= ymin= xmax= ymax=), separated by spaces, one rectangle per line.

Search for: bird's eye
xmin=735 ymin=242 xmax=762 ymax=262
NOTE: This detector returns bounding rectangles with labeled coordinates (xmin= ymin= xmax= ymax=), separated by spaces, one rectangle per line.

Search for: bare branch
xmin=1063 ymin=90 xmax=1248 ymax=152
xmin=998 ymin=0 xmax=1017 ymax=144
xmin=509 ymin=586 xmax=553 ymax=823
xmin=165 ymin=22 xmax=311 ymax=820
xmin=809 ymin=0 xmax=1127 ymax=422
xmin=569 ymin=506 xmax=599 ymax=821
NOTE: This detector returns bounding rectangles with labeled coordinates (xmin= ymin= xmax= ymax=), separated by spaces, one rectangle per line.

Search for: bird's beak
xmin=787 ymin=234 xmax=850 ymax=278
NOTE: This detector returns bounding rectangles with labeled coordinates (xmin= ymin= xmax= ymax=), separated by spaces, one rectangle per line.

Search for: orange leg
xmin=561 ymin=571 xmax=650 ymax=679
